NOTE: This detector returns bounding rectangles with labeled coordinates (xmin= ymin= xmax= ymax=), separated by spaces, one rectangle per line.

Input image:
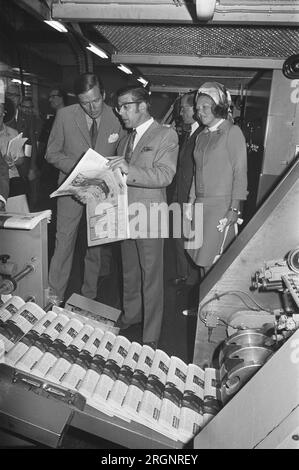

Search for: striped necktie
xmin=125 ymin=129 xmax=137 ymax=163
xmin=90 ymin=118 xmax=98 ymax=149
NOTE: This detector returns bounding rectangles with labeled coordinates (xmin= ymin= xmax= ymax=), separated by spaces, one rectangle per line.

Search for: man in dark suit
xmin=172 ymin=91 xmax=203 ymax=286
xmin=46 ymin=73 xmax=123 ymax=302
xmin=37 ymin=88 xmax=67 ymax=258
xmin=108 ymin=85 xmax=179 ymax=349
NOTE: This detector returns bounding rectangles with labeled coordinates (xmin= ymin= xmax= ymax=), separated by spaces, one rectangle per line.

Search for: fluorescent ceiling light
xmin=137 ymin=77 xmax=149 ymax=87
xmin=44 ymin=20 xmax=68 ymax=33
xmin=117 ymin=64 xmax=132 ymax=75
xmin=86 ymin=43 xmax=109 ymax=59
xmin=12 ymin=78 xmax=31 ymax=86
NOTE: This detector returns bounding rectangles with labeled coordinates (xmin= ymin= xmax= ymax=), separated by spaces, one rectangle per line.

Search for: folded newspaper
xmin=6 ymin=133 xmax=28 ymax=161
xmin=50 ymin=149 xmax=129 ymax=246
xmin=0 ymin=210 xmax=52 ymax=230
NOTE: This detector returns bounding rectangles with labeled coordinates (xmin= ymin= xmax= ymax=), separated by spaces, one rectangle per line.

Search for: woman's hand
xmin=224 ymin=209 xmax=239 ymax=226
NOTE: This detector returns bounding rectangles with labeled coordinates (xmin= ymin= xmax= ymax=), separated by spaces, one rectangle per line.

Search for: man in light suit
xmin=172 ymin=91 xmax=203 ymax=286
xmin=108 ymin=85 xmax=179 ymax=349
xmin=46 ymin=73 xmax=123 ymax=302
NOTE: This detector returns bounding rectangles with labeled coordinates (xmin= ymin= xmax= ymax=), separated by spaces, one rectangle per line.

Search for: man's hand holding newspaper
xmin=50 ymin=149 xmax=129 ymax=246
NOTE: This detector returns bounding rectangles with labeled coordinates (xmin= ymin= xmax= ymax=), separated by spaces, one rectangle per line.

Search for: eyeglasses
xmin=49 ymin=94 xmax=61 ymax=99
xmin=79 ymin=95 xmax=103 ymax=108
xmin=115 ymin=101 xmax=142 ymax=114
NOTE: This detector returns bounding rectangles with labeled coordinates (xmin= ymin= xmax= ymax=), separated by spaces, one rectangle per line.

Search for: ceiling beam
xmin=111 ymin=54 xmax=284 ymax=70
xmin=150 ymin=85 xmax=270 ymax=97
xmin=52 ymin=2 xmax=299 ymax=25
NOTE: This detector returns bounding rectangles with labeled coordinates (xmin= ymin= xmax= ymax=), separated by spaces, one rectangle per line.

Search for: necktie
xmin=90 ymin=118 xmax=98 ymax=149
xmin=124 ymin=129 xmax=137 ymax=163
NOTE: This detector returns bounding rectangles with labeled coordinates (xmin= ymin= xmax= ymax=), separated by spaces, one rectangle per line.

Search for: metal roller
xmin=220 ymin=344 xmax=273 ymax=403
xmin=221 ymin=361 xmax=265 ymax=404
xmin=225 ymin=329 xmax=269 ymax=346
xmin=287 ymin=248 xmax=299 ymax=274
xmin=220 ymin=345 xmax=272 ymax=372
xmin=219 ymin=329 xmax=271 ymax=365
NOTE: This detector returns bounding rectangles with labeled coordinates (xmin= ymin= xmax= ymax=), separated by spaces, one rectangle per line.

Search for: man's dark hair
xmin=73 ymin=73 xmax=104 ymax=96
xmin=116 ymin=85 xmax=151 ymax=104
xmin=54 ymin=88 xmax=68 ymax=105
xmin=182 ymin=91 xmax=196 ymax=107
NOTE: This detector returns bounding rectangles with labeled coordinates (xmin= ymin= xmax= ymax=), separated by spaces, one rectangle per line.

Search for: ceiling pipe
xmin=194 ymin=0 xmax=216 ymax=21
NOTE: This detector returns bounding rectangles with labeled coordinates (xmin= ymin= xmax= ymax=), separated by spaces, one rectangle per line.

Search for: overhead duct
xmin=283 ymin=54 xmax=299 ymax=79
xmin=194 ymin=0 xmax=216 ymax=21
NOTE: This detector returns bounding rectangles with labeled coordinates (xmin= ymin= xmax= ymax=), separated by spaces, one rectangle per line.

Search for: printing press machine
xmin=1 ymin=158 xmax=299 ymax=450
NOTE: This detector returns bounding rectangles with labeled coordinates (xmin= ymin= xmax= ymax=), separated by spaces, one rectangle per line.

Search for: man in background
xmin=37 ymin=88 xmax=67 ymax=256
xmin=0 ymin=102 xmax=28 ymax=213
xmin=0 ymin=152 xmax=9 ymax=211
xmin=4 ymin=83 xmax=30 ymax=205
xmin=5 ymin=84 xmax=40 ymax=210
xmin=18 ymin=96 xmax=41 ymax=211
xmin=172 ymin=91 xmax=202 ymax=287
xmin=46 ymin=72 xmax=123 ymax=304
xmin=40 ymin=88 xmax=67 ymax=151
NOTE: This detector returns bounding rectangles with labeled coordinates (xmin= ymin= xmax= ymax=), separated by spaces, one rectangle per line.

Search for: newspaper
xmin=88 ymin=335 xmax=131 ymax=416
xmin=0 ymin=296 xmax=25 ymax=324
xmin=14 ymin=312 xmax=63 ymax=373
xmin=120 ymin=345 xmax=155 ymax=419
xmin=177 ymin=363 xmax=205 ymax=443
xmin=5 ymin=133 xmax=27 ymax=166
xmin=0 ymin=302 xmax=46 ymax=352
xmin=157 ymin=356 xmax=188 ymax=438
xmin=0 ymin=210 xmax=52 ymax=230
xmin=106 ymin=341 xmax=142 ymax=417
xmin=44 ymin=322 xmax=94 ymax=384
xmin=50 ymin=148 xmax=129 ymax=246
xmin=136 ymin=349 xmax=170 ymax=428
xmin=5 ymin=310 xmax=58 ymax=368
xmin=203 ymin=367 xmax=222 ymax=425
xmin=79 ymin=330 xmax=116 ymax=400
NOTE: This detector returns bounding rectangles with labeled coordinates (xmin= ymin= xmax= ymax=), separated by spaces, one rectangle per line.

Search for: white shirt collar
xmin=133 ymin=117 xmax=154 ymax=149
xmin=207 ymin=118 xmax=224 ymax=133
xmin=190 ymin=121 xmax=200 ymax=136
xmin=85 ymin=113 xmax=101 ymax=129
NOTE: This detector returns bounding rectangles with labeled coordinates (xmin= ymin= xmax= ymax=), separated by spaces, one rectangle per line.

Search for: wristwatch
xmin=229 ymin=207 xmax=241 ymax=215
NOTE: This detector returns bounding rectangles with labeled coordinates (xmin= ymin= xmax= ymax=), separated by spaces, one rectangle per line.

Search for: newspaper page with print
xmin=0 ymin=210 xmax=52 ymax=230
xmin=135 ymin=349 xmax=170 ymax=429
xmin=50 ymin=148 xmax=129 ymax=246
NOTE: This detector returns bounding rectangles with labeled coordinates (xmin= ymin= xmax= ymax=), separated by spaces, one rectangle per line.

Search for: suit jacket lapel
xmin=74 ymin=105 xmax=91 ymax=147
xmin=95 ymin=104 xmax=113 ymax=149
xmin=130 ymin=120 xmax=159 ymax=163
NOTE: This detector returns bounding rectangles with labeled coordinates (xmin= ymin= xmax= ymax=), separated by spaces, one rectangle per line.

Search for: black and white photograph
xmin=0 ymin=0 xmax=299 ymax=455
